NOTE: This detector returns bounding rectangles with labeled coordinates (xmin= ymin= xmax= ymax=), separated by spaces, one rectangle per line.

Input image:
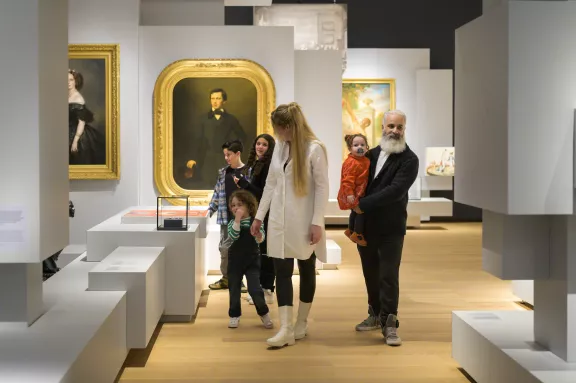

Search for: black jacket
xmin=237 ymin=161 xmax=270 ymax=202
xmin=358 ymin=144 xmax=419 ymax=240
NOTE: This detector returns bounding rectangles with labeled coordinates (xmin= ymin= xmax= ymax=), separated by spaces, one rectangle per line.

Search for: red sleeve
xmin=338 ymin=158 xmax=364 ymax=209
xmin=356 ymin=159 xmax=370 ymax=197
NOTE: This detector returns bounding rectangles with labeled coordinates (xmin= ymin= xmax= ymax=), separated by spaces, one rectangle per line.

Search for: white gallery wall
xmin=140 ymin=0 xmax=224 ymax=26
xmin=294 ymin=50 xmax=343 ymax=199
xmin=68 ymin=0 xmax=140 ymax=245
xmin=138 ymin=26 xmax=295 ymax=205
xmin=343 ymin=49 xmax=432 ymax=179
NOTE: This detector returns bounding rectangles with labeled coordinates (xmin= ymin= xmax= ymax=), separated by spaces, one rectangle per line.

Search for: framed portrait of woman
xmin=153 ymin=59 xmax=275 ymax=206
xmin=68 ymin=44 xmax=120 ymax=180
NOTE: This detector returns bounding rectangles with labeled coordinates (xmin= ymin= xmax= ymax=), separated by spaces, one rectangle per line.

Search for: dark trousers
xmin=274 ymin=253 xmax=316 ymax=306
xmin=228 ymin=253 xmax=269 ymax=318
xmin=259 ymin=219 xmax=276 ymax=291
xmin=349 ymin=210 xmax=365 ymax=234
xmin=358 ymin=236 xmax=404 ymax=324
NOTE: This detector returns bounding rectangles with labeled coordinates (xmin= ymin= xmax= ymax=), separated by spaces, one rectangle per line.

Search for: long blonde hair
xmin=271 ymin=102 xmax=327 ymax=196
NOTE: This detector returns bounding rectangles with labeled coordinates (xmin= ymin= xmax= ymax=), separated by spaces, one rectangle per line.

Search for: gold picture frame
xmin=342 ymin=78 xmax=396 ymax=161
xmin=153 ymin=59 xmax=276 ymax=206
xmin=68 ymin=44 xmax=120 ymax=179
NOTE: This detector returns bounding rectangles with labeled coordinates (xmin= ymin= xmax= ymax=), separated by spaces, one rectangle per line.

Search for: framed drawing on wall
xmin=68 ymin=44 xmax=120 ymax=179
xmin=342 ymin=79 xmax=396 ymax=161
xmin=153 ymin=59 xmax=276 ymax=206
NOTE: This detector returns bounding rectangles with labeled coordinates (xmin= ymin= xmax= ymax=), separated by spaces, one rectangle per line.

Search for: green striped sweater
xmin=227 ymin=217 xmax=265 ymax=244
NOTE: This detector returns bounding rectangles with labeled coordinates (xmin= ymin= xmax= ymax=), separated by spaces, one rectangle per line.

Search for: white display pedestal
xmin=87 ymin=208 xmax=205 ymax=321
xmin=324 ymin=198 xmax=453 ymax=227
xmin=89 ymin=246 xmax=165 ymax=349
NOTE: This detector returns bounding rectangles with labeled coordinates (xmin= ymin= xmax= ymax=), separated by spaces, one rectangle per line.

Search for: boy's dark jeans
xmin=228 ymin=253 xmax=269 ymax=318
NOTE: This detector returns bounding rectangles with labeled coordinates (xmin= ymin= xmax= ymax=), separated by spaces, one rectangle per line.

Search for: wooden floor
xmin=119 ymin=223 xmax=522 ymax=383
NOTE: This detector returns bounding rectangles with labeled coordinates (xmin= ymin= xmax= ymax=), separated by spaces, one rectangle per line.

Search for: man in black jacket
xmin=353 ymin=110 xmax=419 ymax=347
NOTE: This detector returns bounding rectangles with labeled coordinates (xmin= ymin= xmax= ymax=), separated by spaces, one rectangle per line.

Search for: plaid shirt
xmin=208 ymin=166 xmax=251 ymax=225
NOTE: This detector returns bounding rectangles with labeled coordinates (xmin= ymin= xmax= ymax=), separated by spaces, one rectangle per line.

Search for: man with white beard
xmin=352 ymin=109 xmax=419 ymax=346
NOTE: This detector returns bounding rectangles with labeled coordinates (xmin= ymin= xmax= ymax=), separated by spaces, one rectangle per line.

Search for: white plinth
xmin=89 ymin=246 xmax=165 ymax=349
xmin=453 ymin=310 xmax=576 ymax=383
xmin=324 ymin=198 xmax=453 ymax=226
xmin=120 ymin=206 xmax=209 ymax=238
xmin=0 ymin=291 xmax=127 ymax=383
xmin=323 ymin=239 xmax=341 ymax=270
xmin=87 ymin=215 xmax=204 ymax=320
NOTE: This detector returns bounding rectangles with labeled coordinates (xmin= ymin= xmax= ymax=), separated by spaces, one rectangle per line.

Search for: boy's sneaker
xmin=246 ymin=295 xmax=254 ymax=305
xmin=383 ymin=314 xmax=402 ymax=346
xmin=209 ymin=278 xmax=228 ymax=290
xmin=241 ymin=281 xmax=247 ymax=293
xmin=260 ymin=313 xmax=274 ymax=329
xmin=228 ymin=317 xmax=240 ymax=328
xmin=264 ymin=289 xmax=275 ymax=305
xmin=355 ymin=306 xmax=381 ymax=331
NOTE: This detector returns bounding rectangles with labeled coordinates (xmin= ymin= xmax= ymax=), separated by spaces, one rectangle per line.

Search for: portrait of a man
xmin=172 ymin=79 xmax=257 ymax=191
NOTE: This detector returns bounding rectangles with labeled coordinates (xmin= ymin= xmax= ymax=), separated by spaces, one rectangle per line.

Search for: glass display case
xmin=157 ymin=196 xmax=189 ymax=231
xmin=408 ymin=177 xmax=422 ymax=200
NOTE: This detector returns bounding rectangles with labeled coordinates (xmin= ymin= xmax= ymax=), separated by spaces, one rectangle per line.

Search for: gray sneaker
xmin=383 ymin=314 xmax=402 ymax=346
xmin=355 ymin=315 xmax=381 ymax=331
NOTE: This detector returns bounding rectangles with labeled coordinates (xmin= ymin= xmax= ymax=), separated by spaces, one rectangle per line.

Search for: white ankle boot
xmin=266 ymin=306 xmax=295 ymax=348
xmin=294 ymin=301 xmax=312 ymax=340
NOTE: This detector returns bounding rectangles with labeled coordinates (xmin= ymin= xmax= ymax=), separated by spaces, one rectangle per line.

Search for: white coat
xmin=256 ymin=140 xmax=329 ymax=262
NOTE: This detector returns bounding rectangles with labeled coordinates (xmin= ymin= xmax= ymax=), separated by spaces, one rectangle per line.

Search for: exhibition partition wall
xmin=453 ymin=1 xmax=576 ymax=382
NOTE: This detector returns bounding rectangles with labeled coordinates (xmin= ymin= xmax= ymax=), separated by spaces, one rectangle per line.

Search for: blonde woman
xmin=251 ymin=102 xmax=329 ymax=348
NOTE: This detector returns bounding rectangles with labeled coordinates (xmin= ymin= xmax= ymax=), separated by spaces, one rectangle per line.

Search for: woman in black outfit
xmin=235 ymin=133 xmax=276 ymax=304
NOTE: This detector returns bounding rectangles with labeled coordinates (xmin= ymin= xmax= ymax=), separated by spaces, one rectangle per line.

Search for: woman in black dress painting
xmin=68 ymin=69 xmax=105 ymax=165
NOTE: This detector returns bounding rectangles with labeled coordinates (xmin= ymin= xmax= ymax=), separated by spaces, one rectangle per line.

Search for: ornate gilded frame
xmin=68 ymin=44 xmax=120 ymax=179
xmin=342 ymin=78 xmax=396 ymax=160
xmin=153 ymin=59 xmax=276 ymax=206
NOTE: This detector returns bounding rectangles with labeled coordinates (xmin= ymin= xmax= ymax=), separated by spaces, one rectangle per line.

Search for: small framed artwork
xmin=425 ymin=147 xmax=455 ymax=176
xmin=153 ymin=59 xmax=276 ymax=206
xmin=68 ymin=44 xmax=120 ymax=179
xmin=342 ymin=78 xmax=396 ymax=161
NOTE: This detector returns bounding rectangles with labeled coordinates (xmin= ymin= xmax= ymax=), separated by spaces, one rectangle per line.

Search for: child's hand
xmin=346 ymin=195 xmax=355 ymax=204
xmin=234 ymin=207 xmax=246 ymax=221
xmin=255 ymin=232 xmax=263 ymax=242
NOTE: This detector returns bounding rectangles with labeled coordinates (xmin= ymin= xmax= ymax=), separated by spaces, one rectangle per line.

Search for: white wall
xmin=294 ymin=50 xmax=343 ymax=199
xmin=140 ymin=0 xmax=224 ymax=26
xmin=416 ymin=69 xmax=453 ymax=191
xmin=0 ymin=0 xmax=69 ymax=262
xmin=68 ymin=0 xmax=140 ymax=244
xmin=343 ymin=49 xmax=431 ymax=179
xmin=138 ymin=26 xmax=294 ymax=205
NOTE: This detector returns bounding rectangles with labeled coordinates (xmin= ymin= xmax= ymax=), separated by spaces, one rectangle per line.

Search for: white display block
xmin=0 ymin=263 xmax=43 ymax=325
xmin=89 ymin=246 xmax=165 ymax=349
xmin=0 ymin=290 xmax=127 ymax=383
xmin=482 ymin=210 xmax=550 ymax=280
xmin=323 ymin=239 xmax=341 ymax=270
xmin=512 ymin=280 xmax=534 ymax=306
xmin=455 ymin=1 xmax=576 ymax=215
xmin=0 ymin=0 xmax=68 ymax=264
xmin=120 ymin=206 xmax=209 ymax=238
xmin=453 ymin=310 xmax=576 ymax=383
xmin=86 ymin=211 xmax=204 ymax=320
xmin=55 ymin=244 xmax=87 ymax=269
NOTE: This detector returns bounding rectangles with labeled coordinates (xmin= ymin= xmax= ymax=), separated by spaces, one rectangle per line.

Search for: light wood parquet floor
xmin=118 ymin=223 xmax=522 ymax=383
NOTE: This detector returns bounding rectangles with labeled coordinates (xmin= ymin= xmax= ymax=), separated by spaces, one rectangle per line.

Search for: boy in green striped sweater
xmin=226 ymin=190 xmax=273 ymax=329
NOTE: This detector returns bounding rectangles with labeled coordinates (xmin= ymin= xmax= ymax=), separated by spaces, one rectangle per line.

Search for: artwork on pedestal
xmin=425 ymin=147 xmax=455 ymax=176
xmin=68 ymin=44 xmax=120 ymax=180
xmin=342 ymin=79 xmax=396 ymax=161
xmin=153 ymin=59 xmax=276 ymax=206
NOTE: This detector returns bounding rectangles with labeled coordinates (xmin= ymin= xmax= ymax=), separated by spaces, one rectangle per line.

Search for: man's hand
xmin=353 ymin=206 xmax=363 ymax=214
xmin=186 ymin=160 xmax=197 ymax=169
xmin=346 ymin=195 xmax=355 ymax=204
xmin=310 ymin=224 xmax=322 ymax=245
xmin=251 ymin=219 xmax=262 ymax=236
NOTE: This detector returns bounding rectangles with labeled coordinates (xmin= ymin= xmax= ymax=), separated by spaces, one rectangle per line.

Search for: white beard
xmin=380 ymin=134 xmax=406 ymax=154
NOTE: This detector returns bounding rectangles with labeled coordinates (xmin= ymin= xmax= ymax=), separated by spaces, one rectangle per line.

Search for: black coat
xmin=358 ymin=144 xmax=419 ymax=241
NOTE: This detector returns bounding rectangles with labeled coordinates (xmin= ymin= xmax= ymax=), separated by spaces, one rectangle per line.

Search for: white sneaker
xmin=247 ymin=295 xmax=254 ymax=305
xmin=264 ymin=289 xmax=275 ymax=305
xmin=260 ymin=313 xmax=274 ymax=329
xmin=228 ymin=317 xmax=240 ymax=328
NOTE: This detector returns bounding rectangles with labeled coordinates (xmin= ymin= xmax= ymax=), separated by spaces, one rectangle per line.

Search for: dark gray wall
xmin=226 ymin=0 xmax=483 ymax=221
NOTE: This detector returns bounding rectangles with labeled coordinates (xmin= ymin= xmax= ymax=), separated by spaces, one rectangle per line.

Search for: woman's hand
xmin=310 ymin=224 xmax=322 ymax=245
xmin=251 ymin=219 xmax=262 ymax=236
xmin=71 ymin=141 xmax=79 ymax=153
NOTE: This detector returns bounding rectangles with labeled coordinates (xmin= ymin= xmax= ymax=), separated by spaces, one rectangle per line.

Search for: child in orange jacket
xmin=338 ymin=134 xmax=370 ymax=246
